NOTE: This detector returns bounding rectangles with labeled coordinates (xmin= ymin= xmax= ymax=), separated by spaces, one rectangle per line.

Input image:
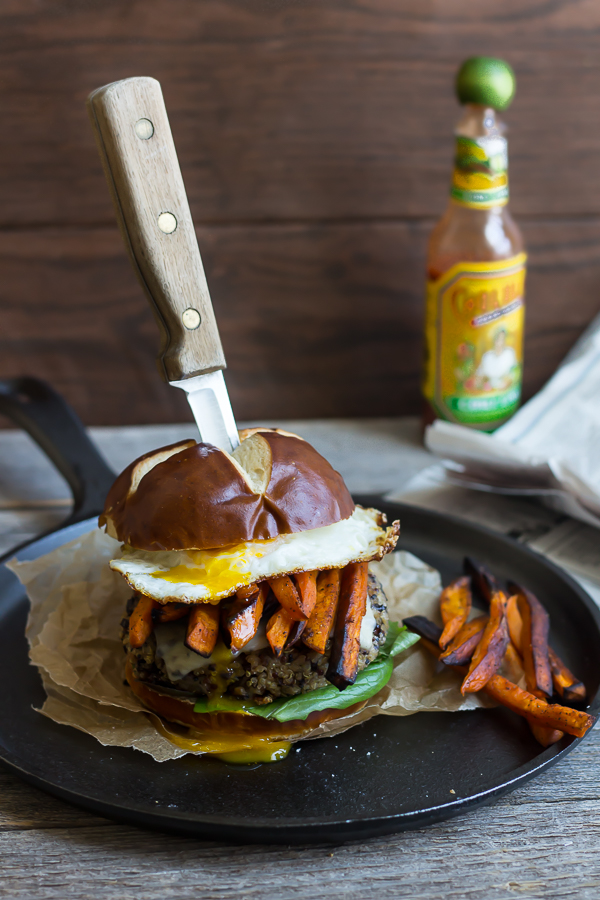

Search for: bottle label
xmin=423 ymin=254 xmax=527 ymax=429
xmin=451 ymin=135 xmax=508 ymax=208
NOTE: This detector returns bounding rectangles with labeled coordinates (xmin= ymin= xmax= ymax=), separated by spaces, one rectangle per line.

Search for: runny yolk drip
xmin=205 ymin=639 xmax=235 ymax=709
xmin=153 ymin=719 xmax=291 ymax=764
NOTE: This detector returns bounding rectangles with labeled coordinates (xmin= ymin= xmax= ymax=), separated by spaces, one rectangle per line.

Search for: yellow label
xmin=423 ymin=254 xmax=527 ymax=429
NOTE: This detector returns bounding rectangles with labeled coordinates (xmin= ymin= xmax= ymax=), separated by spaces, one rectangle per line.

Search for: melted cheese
xmin=155 ymin=620 xmax=211 ymax=680
xmin=359 ymin=598 xmax=377 ymax=652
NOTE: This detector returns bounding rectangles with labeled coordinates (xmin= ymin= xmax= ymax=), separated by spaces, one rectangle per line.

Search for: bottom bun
xmin=126 ymin=660 xmax=366 ymax=744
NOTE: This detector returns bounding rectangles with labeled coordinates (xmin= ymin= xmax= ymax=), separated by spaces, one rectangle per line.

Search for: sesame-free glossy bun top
xmin=99 ymin=428 xmax=355 ymax=551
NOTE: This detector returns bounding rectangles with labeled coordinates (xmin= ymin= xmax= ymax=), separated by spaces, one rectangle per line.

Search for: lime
xmin=456 ymin=57 xmax=516 ymax=111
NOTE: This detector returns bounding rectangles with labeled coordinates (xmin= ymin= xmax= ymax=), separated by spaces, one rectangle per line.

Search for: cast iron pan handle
xmin=0 ymin=377 xmax=116 ymax=527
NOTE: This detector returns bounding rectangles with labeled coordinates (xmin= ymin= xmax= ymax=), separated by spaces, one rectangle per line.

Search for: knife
xmin=86 ymin=76 xmax=239 ymax=453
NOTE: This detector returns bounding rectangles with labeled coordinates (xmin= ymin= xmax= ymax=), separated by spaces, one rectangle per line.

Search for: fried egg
xmin=109 ymin=506 xmax=397 ymax=604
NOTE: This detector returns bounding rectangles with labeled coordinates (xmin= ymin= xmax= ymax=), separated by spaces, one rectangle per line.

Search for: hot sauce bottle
xmin=422 ymin=57 xmax=526 ymax=431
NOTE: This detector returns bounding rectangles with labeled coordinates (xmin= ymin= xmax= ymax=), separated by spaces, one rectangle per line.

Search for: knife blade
xmin=169 ymin=371 xmax=239 ymax=453
xmin=86 ymin=77 xmax=239 ymax=453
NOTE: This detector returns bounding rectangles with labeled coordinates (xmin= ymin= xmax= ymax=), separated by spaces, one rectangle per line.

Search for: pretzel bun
xmin=100 ymin=428 xmax=355 ymax=551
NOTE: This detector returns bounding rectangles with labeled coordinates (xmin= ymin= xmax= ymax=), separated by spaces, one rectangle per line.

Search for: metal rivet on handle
xmin=134 ymin=118 xmax=154 ymax=140
xmin=158 ymin=212 xmax=177 ymax=234
xmin=182 ymin=308 xmax=201 ymax=330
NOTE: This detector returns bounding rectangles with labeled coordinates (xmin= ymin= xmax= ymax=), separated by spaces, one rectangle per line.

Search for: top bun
xmin=100 ymin=429 xmax=355 ymax=551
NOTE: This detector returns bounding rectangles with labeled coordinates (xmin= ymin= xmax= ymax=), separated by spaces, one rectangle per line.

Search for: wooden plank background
xmin=1 ymin=0 xmax=600 ymax=425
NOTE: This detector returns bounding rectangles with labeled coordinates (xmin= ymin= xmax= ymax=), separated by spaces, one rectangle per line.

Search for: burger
xmin=100 ymin=428 xmax=409 ymax=760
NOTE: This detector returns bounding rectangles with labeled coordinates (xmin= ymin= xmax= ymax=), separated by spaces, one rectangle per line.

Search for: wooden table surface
xmin=1 ymin=418 xmax=599 ymax=900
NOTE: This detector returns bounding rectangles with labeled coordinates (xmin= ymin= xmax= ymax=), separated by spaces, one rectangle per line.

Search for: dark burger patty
xmin=123 ymin=573 xmax=389 ymax=705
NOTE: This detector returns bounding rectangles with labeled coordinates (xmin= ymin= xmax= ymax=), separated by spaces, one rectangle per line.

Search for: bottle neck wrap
xmin=451 ymin=133 xmax=509 ymax=209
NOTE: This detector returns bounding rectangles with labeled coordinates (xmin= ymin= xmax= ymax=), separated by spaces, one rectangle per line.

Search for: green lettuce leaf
xmin=193 ymin=621 xmax=420 ymax=723
xmin=386 ymin=622 xmax=421 ymax=658
xmin=247 ymin=654 xmax=394 ymax=722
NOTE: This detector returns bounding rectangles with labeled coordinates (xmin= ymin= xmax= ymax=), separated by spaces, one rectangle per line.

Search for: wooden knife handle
xmin=87 ymin=77 xmax=226 ymax=383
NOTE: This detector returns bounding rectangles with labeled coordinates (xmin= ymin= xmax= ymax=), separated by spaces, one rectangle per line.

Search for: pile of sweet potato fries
xmin=404 ymin=558 xmax=595 ymax=746
xmin=128 ymin=562 xmax=369 ymax=689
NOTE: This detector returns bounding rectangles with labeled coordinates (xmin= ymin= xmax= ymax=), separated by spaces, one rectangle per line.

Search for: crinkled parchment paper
xmin=6 ymin=531 xmax=490 ymax=761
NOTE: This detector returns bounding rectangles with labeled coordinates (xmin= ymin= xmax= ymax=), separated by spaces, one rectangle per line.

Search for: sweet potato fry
xmin=505 ymin=595 xmax=523 ymax=652
xmin=236 ymin=584 xmax=260 ymax=602
xmin=461 ymin=619 xmax=509 ymax=694
xmin=463 ymin=557 xmax=498 ymax=606
xmin=484 ymin=674 xmax=594 ymax=738
xmin=303 ymin=569 xmax=341 ymax=654
xmin=403 ymin=615 xmax=444 ymax=646
xmin=326 ymin=561 xmax=369 ymax=690
xmin=411 ymin=615 xmax=596 ymax=742
xmin=505 ymin=597 xmax=583 ymax=699
xmin=440 ymin=615 xmax=488 ymax=666
xmin=510 ymin=584 xmax=552 ymax=699
xmin=152 ymin=602 xmax=189 ymax=624
xmin=294 ymin=570 xmax=318 ymax=619
xmin=185 ymin=604 xmax=220 ymax=657
xmin=268 ymin=575 xmax=306 ymax=621
xmin=129 ymin=595 xmax=159 ymax=648
xmin=403 ymin=616 xmax=447 ymax=657
xmin=285 ymin=620 xmax=307 ymax=649
xmin=548 ymin=647 xmax=586 ymax=702
xmin=439 ymin=576 xmax=472 ymax=649
xmin=226 ymin=584 xmax=267 ymax=651
xmin=503 ymin=641 xmax=525 ymax=684
xmin=266 ymin=606 xmax=294 ymax=657
xmin=461 ymin=593 xmax=509 ymax=694
xmin=527 ymin=719 xmax=564 ymax=747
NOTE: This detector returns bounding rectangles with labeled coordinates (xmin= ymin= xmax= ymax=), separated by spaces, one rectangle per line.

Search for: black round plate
xmin=0 ymin=497 xmax=598 ymax=844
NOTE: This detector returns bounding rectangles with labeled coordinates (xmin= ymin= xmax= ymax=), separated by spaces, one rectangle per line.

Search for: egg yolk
xmin=150 ymin=544 xmax=265 ymax=595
